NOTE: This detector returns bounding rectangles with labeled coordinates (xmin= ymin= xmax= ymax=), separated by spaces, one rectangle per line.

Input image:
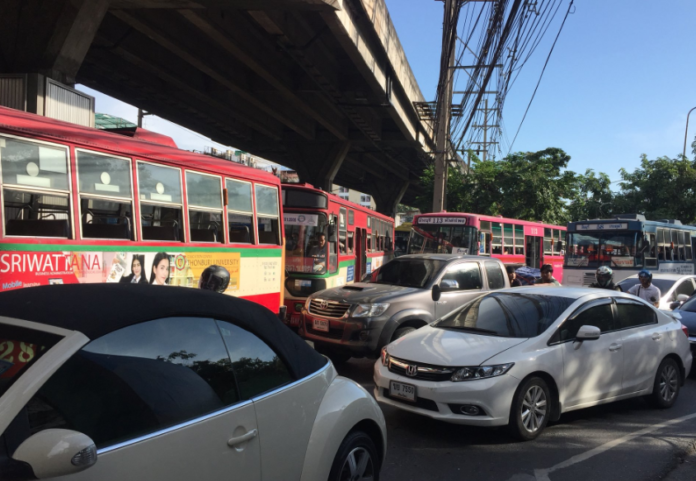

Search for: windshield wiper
xmin=436 ymin=326 xmax=500 ymax=336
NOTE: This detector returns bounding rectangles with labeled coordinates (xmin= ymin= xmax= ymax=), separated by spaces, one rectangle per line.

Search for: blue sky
xmin=384 ymin=0 xmax=696 ymax=182
xmin=84 ymin=0 xmax=696 ymax=183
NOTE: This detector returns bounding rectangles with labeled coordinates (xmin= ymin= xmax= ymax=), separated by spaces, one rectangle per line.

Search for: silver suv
xmin=300 ymin=254 xmax=510 ymax=363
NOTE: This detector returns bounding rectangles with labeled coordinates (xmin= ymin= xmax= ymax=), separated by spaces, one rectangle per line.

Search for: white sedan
xmin=0 ymin=284 xmax=386 ymax=481
xmin=616 ymin=273 xmax=696 ymax=310
xmin=374 ymin=287 xmax=692 ymax=440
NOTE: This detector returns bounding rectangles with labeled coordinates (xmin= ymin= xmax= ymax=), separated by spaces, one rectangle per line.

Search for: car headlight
xmin=352 ymin=303 xmax=390 ymax=317
xmin=450 ymin=363 xmax=514 ymax=382
xmin=380 ymin=346 xmax=390 ymax=366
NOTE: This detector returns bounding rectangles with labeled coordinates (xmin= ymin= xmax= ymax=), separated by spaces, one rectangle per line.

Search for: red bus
xmin=282 ymin=183 xmax=395 ymax=326
xmin=0 ymin=107 xmax=285 ymax=314
xmin=408 ymin=212 xmax=566 ymax=283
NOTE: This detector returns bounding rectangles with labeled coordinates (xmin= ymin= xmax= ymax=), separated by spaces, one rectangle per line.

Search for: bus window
xmin=226 ymin=179 xmax=254 ymax=243
xmin=514 ymin=225 xmax=524 ymax=255
xmin=687 ymin=233 xmax=693 ymax=261
xmin=678 ymin=231 xmax=686 ymax=261
xmin=255 ymin=184 xmax=280 ymax=245
xmin=503 ymin=224 xmax=513 ymax=254
xmin=347 ymin=231 xmax=354 ymax=254
xmin=186 ymin=171 xmax=224 ymax=244
xmin=138 ymin=162 xmax=184 ymax=242
xmin=492 ymin=222 xmax=502 ymax=254
xmin=657 ymin=229 xmax=666 ymax=260
xmin=553 ymin=229 xmax=565 ymax=255
xmin=339 ymin=208 xmax=347 ymax=254
xmin=544 ymin=228 xmax=552 ymax=255
xmin=2 ymin=136 xmax=71 ymax=238
xmin=77 ymin=151 xmax=133 ymax=240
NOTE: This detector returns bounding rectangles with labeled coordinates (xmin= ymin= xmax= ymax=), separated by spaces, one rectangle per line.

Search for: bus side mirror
xmin=432 ymin=284 xmax=441 ymax=302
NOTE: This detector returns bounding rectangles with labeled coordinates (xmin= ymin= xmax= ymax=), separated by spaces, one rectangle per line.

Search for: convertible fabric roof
xmin=0 ymin=284 xmax=327 ymax=379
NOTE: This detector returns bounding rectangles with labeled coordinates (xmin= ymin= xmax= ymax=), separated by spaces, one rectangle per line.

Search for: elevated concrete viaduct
xmin=0 ymin=0 xmax=436 ymax=215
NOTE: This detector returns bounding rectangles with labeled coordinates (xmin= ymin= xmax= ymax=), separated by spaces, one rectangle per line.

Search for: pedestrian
xmin=198 ymin=265 xmax=231 ymax=293
xmin=627 ymin=269 xmax=661 ymax=307
xmin=589 ymin=266 xmax=620 ymax=290
xmin=506 ymin=265 xmax=522 ymax=287
xmin=534 ymin=264 xmax=561 ymax=286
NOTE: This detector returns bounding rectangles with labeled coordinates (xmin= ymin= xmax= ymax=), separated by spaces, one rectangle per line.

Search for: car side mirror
xmin=432 ymin=284 xmax=442 ymax=302
xmin=670 ymin=301 xmax=681 ymax=311
xmin=677 ymin=294 xmax=689 ymax=302
xmin=576 ymin=325 xmax=601 ymax=341
xmin=12 ymin=429 xmax=97 ymax=479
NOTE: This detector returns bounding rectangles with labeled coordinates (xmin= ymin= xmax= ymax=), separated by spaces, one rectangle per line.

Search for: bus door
xmin=355 ymin=228 xmax=368 ymax=281
xmin=525 ymin=236 xmax=542 ymax=269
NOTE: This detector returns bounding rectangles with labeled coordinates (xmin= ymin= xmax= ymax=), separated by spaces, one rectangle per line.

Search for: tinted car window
xmin=21 ymin=317 xmax=238 ymax=449
xmin=559 ymin=303 xmax=614 ymax=341
xmin=434 ymin=293 xmax=575 ymax=338
xmin=441 ymin=262 xmax=482 ymax=290
xmin=374 ymin=259 xmax=446 ymax=288
xmin=0 ymin=325 xmax=61 ymax=397
xmin=615 ymin=300 xmax=657 ymax=329
xmin=217 ymin=321 xmax=292 ymax=399
xmin=617 ymin=278 xmax=674 ymax=293
xmin=680 ymin=295 xmax=696 ymax=313
xmin=484 ymin=261 xmax=506 ymax=290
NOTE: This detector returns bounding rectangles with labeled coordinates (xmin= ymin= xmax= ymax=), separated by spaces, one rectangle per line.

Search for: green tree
xmin=567 ymin=169 xmax=614 ymax=221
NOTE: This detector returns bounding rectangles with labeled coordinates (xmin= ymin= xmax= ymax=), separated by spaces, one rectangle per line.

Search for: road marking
xmin=534 ymin=412 xmax=696 ymax=481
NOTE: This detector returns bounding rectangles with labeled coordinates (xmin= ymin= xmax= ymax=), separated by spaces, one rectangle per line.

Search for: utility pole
xmin=137 ymin=108 xmax=153 ymax=128
xmin=432 ymin=0 xmax=457 ymax=213
xmin=470 ymin=99 xmax=499 ymax=161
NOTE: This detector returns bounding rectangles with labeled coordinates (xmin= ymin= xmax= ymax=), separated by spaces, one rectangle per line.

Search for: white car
xmin=0 ymin=284 xmax=386 ymax=481
xmin=616 ymin=273 xmax=696 ymax=310
xmin=374 ymin=287 xmax=692 ymax=440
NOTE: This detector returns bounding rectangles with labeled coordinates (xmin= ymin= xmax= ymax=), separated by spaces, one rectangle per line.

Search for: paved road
xmin=336 ymin=359 xmax=696 ymax=481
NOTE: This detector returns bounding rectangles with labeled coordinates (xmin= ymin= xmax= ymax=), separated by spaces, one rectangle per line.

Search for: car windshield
xmin=0 ymin=325 xmax=62 ymax=397
xmin=565 ymin=231 xmax=644 ymax=268
xmin=374 ymin=258 xmax=446 ymax=288
xmin=617 ymin=278 xmax=674 ymax=294
xmin=433 ymin=293 xmax=576 ymax=338
xmin=408 ymin=225 xmax=478 ymax=255
xmin=284 ymin=212 xmax=329 ymax=274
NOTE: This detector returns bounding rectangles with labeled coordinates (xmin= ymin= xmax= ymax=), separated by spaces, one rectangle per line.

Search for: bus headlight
xmin=352 ymin=303 xmax=390 ymax=318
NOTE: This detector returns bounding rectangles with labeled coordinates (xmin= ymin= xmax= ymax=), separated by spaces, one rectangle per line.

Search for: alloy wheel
xmin=339 ymin=447 xmax=375 ymax=481
xmin=659 ymin=364 xmax=678 ymax=403
xmin=521 ymin=385 xmax=547 ymax=433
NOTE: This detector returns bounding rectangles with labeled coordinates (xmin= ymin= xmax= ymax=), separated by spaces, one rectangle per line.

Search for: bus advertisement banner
xmin=0 ymin=250 xmax=270 ymax=295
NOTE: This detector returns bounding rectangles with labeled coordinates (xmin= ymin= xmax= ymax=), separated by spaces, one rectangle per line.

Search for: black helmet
xmin=198 ymin=265 xmax=230 ymax=293
xmin=595 ymin=266 xmax=613 ymax=287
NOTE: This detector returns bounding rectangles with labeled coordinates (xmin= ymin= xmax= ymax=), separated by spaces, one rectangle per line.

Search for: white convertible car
xmin=0 ymin=284 xmax=386 ymax=481
xmin=375 ymin=287 xmax=692 ymax=440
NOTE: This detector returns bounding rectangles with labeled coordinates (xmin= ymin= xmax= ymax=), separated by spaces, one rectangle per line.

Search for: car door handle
xmin=437 ymin=301 xmax=447 ymax=304
xmin=652 ymin=333 xmax=662 ymax=340
xmin=228 ymin=429 xmax=258 ymax=448
xmin=609 ymin=343 xmax=622 ymax=352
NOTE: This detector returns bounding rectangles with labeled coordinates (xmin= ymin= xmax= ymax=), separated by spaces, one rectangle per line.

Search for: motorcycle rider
xmin=589 ymin=266 xmax=620 ymax=290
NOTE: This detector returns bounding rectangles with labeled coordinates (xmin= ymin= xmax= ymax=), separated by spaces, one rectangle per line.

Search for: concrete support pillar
xmin=286 ymin=141 xmax=351 ymax=191
xmin=0 ymin=0 xmax=109 ymax=85
xmin=368 ymin=179 xmax=410 ymax=219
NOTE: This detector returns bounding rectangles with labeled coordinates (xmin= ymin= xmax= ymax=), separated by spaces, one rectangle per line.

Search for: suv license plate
xmin=313 ymin=318 xmax=329 ymax=332
xmin=390 ymin=381 xmax=416 ymax=402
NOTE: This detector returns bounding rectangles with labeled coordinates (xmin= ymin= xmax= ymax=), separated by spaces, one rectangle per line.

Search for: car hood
xmin=312 ymin=283 xmax=423 ymax=304
xmin=386 ymin=325 xmax=528 ymax=367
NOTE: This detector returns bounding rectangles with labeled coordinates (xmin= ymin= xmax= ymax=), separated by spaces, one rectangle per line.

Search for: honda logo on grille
xmin=406 ymin=364 xmax=418 ymax=377
xmin=317 ymin=299 xmax=329 ymax=310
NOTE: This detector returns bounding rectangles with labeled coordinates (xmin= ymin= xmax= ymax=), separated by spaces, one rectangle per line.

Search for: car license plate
xmin=313 ymin=318 xmax=329 ymax=332
xmin=290 ymin=314 xmax=301 ymax=326
xmin=389 ymin=381 xmax=416 ymax=402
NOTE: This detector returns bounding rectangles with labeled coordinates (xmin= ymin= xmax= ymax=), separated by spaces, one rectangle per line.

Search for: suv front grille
xmin=309 ymin=299 xmax=351 ymax=318
xmin=387 ymin=356 xmax=454 ymax=382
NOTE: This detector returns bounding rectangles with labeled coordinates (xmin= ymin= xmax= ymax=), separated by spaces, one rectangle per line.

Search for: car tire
xmin=328 ymin=431 xmax=380 ymax=481
xmin=508 ymin=377 xmax=551 ymax=441
xmin=391 ymin=326 xmax=416 ymax=342
xmin=647 ymin=358 xmax=681 ymax=409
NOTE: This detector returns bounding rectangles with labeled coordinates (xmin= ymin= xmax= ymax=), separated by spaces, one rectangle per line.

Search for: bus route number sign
xmin=418 ymin=217 xmax=467 ymax=225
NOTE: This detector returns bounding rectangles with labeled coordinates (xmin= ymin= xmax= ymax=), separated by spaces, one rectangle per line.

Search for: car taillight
xmin=681 ymin=324 xmax=689 ymax=339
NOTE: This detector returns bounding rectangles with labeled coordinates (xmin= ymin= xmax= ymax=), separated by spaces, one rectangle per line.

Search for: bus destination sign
xmin=577 ymin=223 xmax=627 ymax=231
xmin=417 ymin=217 xmax=467 ymax=225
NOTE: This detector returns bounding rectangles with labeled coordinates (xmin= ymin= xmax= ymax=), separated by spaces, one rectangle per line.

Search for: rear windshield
xmin=0 ymin=325 xmax=62 ymax=397
xmin=434 ymin=293 xmax=576 ymax=338
xmin=617 ymin=278 xmax=674 ymax=293
xmin=374 ymin=259 xmax=446 ymax=288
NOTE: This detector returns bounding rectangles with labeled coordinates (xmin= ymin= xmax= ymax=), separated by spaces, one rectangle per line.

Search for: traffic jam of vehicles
xmin=0 ymin=110 xmax=695 ymax=480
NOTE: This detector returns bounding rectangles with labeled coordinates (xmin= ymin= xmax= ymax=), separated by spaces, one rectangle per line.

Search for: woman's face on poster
xmin=153 ymin=259 xmax=169 ymax=285
xmin=132 ymin=259 xmax=142 ymax=277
